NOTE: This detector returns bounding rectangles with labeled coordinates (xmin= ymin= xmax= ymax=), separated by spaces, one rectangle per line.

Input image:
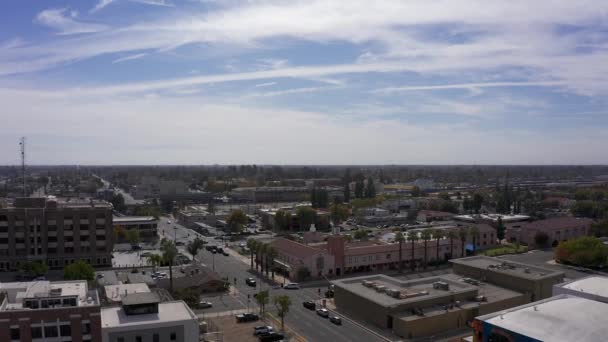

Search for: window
xmin=153 ymin=333 xmax=160 ymax=342
xmin=117 ymin=338 xmax=124 ymax=342
xmin=60 ymin=324 xmax=71 ymax=337
xmin=81 ymin=322 xmax=91 ymax=334
xmin=44 ymin=325 xmax=58 ymax=338
xmin=96 ymin=234 xmax=106 ymax=241
xmin=170 ymin=332 xmax=177 ymax=341
xmin=80 ymin=235 xmax=89 ymax=242
xmin=386 ymin=254 xmax=391 ymax=259
xmin=136 ymin=336 xmax=142 ymax=342
xmin=10 ymin=328 xmax=20 ymax=340
xmin=31 ymin=327 xmax=43 ymax=339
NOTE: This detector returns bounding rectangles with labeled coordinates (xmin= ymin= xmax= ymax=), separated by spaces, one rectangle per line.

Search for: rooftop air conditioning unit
xmin=375 ymin=285 xmax=386 ymax=293
xmin=433 ymin=281 xmax=450 ymax=291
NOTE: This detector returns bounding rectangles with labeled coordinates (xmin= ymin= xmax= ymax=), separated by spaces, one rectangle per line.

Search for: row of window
xmin=117 ymin=332 xmax=177 ymax=342
xmin=10 ymin=321 xmax=90 ymax=340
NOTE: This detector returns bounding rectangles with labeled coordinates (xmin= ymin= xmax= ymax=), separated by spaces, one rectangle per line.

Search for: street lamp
xmin=173 ymin=226 xmax=177 ymax=242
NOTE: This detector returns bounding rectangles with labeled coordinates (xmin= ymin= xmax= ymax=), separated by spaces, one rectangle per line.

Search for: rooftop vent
xmin=433 ymin=281 xmax=450 ymax=291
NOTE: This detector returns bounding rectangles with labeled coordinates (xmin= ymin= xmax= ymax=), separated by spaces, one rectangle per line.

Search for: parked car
xmin=329 ymin=316 xmax=342 ymax=325
xmin=141 ymin=252 xmax=152 ymax=257
xmin=258 ymin=332 xmax=285 ymax=342
xmin=316 ymin=308 xmax=329 ymax=318
xmin=246 ymin=278 xmax=257 ymax=287
xmin=217 ymin=247 xmax=224 ymax=253
xmin=236 ymin=313 xmax=259 ymax=323
xmin=253 ymin=326 xmax=273 ymax=336
xmin=167 ymin=220 xmax=171 ymax=224
xmin=284 ymin=282 xmax=299 ymax=290
xmin=176 ymin=241 xmax=185 ymax=246
xmin=199 ymin=301 xmax=213 ymax=309
xmin=302 ymin=301 xmax=316 ymax=310
xmin=222 ymin=251 xmax=230 ymax=256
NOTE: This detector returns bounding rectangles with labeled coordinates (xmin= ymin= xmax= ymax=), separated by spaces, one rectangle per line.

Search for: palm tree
xmin=267 ymin=246 xmax=278 ymax=280
xmin=395 ymin=231 xmax=405 ymax=273
xmin=263 ymin=244 xmax=271 ymax=277
xmin=258 ymin=243 xmax=267 ymax=276
xmin=458 ymin=227 xmax=468 ymax=258
xmin=433 ymin=229 xmax=445 ymax=268
xmin=160 ymin=239 xmax=178 ymax=292
xmin=407 ymin=231 xmax=419 ymax=271
xmin=246 ymin=238 xmax=257 ymax=270
xmin=469 ymin=226 xmax=480 ymax=256
xmin=273 ymin=295 xmax=292 ymax=331
xmin=147 ymin=254 xmax=163 ymax=272
xmin=446 ymin=230 xmax=457 ymax=260
xmin=420 ymin=229 xmax=432 ymax=270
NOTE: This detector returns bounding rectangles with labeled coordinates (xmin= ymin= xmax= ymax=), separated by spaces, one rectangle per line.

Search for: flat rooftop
xmin=332 ymin=274 xmax=476 ymax=308
xmin=0 ymin=280 xmax=98 ymax=310
xmin=113 ymin=216 xmax=156 ymax=223
xmin=450 ymin=255 xmax=564 ymax=280
xmin=478 ymin=295 xmax=608 ymax=342
xmin=104 ymin=283 xmax=151 ymax=303
xmin=557 ymin=276 xmax=608 ymax=298
xmin=101 ymin=301 xmax=197 ymax=328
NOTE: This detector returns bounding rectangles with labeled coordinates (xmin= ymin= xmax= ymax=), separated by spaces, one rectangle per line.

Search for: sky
xmin=1 ymin=0 xmax=608 ymax=165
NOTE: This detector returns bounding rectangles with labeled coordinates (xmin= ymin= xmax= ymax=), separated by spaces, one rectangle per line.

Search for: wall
xmin=105 ymin=325 xmax=188 ymax=342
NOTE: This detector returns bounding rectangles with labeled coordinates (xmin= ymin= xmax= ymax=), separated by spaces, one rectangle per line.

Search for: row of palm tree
xmin=246 ymin=238 xmax=279 ymax=279
xmin=394 ymin=225 xmax=482 ymax=273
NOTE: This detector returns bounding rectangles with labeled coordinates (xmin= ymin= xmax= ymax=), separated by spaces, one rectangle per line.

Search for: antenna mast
xmin=20 ymin=137 xmax=26 ymax=197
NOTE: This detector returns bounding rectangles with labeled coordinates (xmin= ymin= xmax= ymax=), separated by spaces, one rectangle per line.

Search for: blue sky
xmin=1 ymin=0 xmax=608 ymax=164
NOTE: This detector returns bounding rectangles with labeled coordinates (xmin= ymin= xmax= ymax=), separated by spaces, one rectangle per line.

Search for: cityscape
xmin=2 ymin=1 xmax=608 ymax=342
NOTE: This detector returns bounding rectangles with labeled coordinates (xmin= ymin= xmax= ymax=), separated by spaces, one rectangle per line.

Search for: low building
xmin=332 ymin=273 xmax=526 ymax=339
xmin=450 ymin=256 xmax=564 ymax=302
xmin=505 ymin=216 xmax=594 ymax=246
xmin=156 ymin=264 xmax=225 ymax=293
xmin=231 ymin=186 xmax=311 ymax=203
xmin=100 ymin=293 xmax=199 ymax=342
xmin=103 ymin=283 xmax=151 ymax=304
xmin=0 ymin=280 xmax=102 ymax=342
xmin=553 ymin=275 xmax=608 ymax=303
xmin=473 ymin=294 xmax=608 ymax=342
xmin=176 ymin=205 xmax=229 ymax=229
xmin=417 ymin=210 xmax=456 ymax=223
xmin=113 ymin=216 xmax=157 ymax=240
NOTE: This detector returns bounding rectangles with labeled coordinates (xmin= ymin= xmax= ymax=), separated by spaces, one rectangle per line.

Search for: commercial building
xmin=113 ymin=216 xmax=157 ymax=240
xmin=0 ymin=280 xmax=102 ymax=342
xmin=100 ymin=293 xmax=199 ymax=342
xmin=417 ymin=210 xmax=456 ymax=223
xmin=505 ymin=216 xmax=594 ymax=246
xmin=473 ymin=295 xmax=608 ymax=342
xmin=103 ymin=283 xmax=151 ymax=304
xmin=553 ymin=275 xmax=608 ymax=303
xmin=332 ymin=256 xmax=564 ymax=338
xmin=176 ymin=205 xmax=229 ymax=229
xmin=0 ymin=197 xmax=113 ymax=271
xmin=231 ymin=186 xmax=310 ymax=203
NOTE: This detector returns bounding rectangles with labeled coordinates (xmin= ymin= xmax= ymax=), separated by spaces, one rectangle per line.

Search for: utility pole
xmin=20 ymin=137 xmax=26 ymax=197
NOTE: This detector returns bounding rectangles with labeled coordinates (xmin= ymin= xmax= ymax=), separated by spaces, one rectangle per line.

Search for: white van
xmin=284 ymin=282 xmax=300 ymax=290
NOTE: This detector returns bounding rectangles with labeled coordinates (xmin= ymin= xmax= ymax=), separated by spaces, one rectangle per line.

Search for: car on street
xmin=216 ymin=247 xmax=224 ymax=253
xmin=258 ymin=332 xmax=285 ymax=341
xmin=239 ymin=242 xmax=246 ymax=248
xmin=316 ymin=308 xmax=329 ymax=318
xmin=222 ymin=251 xmax=230 ymax=256
xmin=167 ymin=220 xmax=171 ymax=224
xmin=284 ymin=282 xmax=299 ymax=289
xmin=329 ymin=316 xmax=342 ymax=325
xmin=253 ymin=326 xmax=273 ymax=336
xmin=199 ymin=301 xmax=213 ymax=309
xmin=176 ymin=241 xmax=185 ymax=246
xmin=141 ymin=252 xmax=152 ymax=257
xmin=302 ymin=301 xmax=316 ymax=310
xmin=236 ymin=313 xmax=259 ymax=323
xmin=246 ymin=277 xmax=257 ymax=287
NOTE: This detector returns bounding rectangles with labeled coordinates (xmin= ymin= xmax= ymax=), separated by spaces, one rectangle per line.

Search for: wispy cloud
xmin=35 ymin=8 xmax=108 ymax=35
xmin=373 ymin=81 xmax=566 ymax=93
xmin=112 ymin=52 xmax=148 ymax=64
xmin=91 ymin=0 xmax=172 ymax=12
xmin=254 ymin=82 xmax=276 ymax=88
xmin=91 ymin=0 xmax=116 ymax=13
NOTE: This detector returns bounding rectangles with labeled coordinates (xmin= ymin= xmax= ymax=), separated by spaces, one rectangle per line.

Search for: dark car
xmin=199 ymin=301 xmax=213 ymax=309
xmin=236 ymin=313 xmax=259 ymax=323
xmin=329 ymin=316 xmax=342 ymax=325
xmin=246 ymin=277 xmax=257 ymax=287
xmin=175 ymin=241 xmax=185 ymax=246
xmin=217 ymin=247 xmax=224 ymax=253
xmin=302 ymin=301 xmax=316 ymax=310
xmin=222 ymin=251 xmax=230 ymax=256
xmin=258 ymin=332 xmax=285 ymax=342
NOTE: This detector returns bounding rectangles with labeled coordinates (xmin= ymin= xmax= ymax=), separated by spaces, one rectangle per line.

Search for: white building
xmin=553 ymin=276 xmax=608 ymax=303
xmin=101 ymin=293 xmax=199 ymax=342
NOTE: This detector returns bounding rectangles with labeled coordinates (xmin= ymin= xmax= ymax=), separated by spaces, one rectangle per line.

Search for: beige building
xmin=332 ymin=256 xmax=564 ymax=339
xmin=505 ymin=216 xmax=594 ymax=246
xmin=0 ymin=197 xmax=113 ymax=271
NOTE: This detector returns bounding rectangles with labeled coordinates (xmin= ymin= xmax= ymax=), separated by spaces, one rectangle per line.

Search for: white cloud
xmin=254 ymin=82 xmax=277 ymax=88
xmin=373 ymin=81 xmax=566 ymax=94
xmin=35 ymin=8 xmax=108 ymax=35
xmin=91 ymin=0 xmax=172 ymax=12
xmin=112 ymin=52 xmax=148 ymax=64
xmin=91 ymin=0 xmax=116 ymax=13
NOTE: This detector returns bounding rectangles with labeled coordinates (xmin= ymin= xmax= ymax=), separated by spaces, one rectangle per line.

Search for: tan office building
xmin=0 ymin=197 xmax=113 ymax=271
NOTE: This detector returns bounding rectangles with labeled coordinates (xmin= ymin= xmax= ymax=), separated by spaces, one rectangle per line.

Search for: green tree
xmin=421 ymin=229 xmax=432 ymax=269
xmin=411 ymin=186 xmax=422 ymax=197
xmin=555 ymin=236 xmax=608 ymax=268
xmin=246 ymin=238 xmax=258 ymax=270
xmin=255 ymin=290 xmax=270 ymax=315
xmin=187 ymin=237 xmax=206 ymax=259
xmin=147 ymin=254 xmax=164 ymax=272
xmin=446 ymin=230 xmax=457 ymax=259
xmin=273 ymin=295 xmax=292 ymax=331
xmin=365 ymin=177 xmax=376 ymax=198
xmin=274 ymin=210 xmax=289 ymax=231
xmin=395 ymin=231 xmax=405 ymax=273
xmin=207 ymin=202 xmax=216 ymax=215
xmin=296 ymin=206 xmax=315 ymax=231
xmin=433 ymin=229 xmax=445 ymax=267
xmin=161 ymin=239 xmax=178 ymax=292
xmin=458 ymin=227 xmax=468 ymax=257
xmin=267 ymin=246 xmax=278 ymax=280
xmin=343 ymin=169 xmax=351 ymax=203
xmin=407 ymin=232 xmax=419 ymax=271
xmin=20 ymin=261 xmax=48 ymax=277
xmin=353 ymin=229 xmax=369 ymax=240
xmin=227 ymin=209 xmax=248 ymax=233
xmin=496 ymin=216 xmax=505 ymax=242
xmin=468 ymin=226 xmax=480 ymax=256
xmin=126 ymin=228 xmax=140 ymax=245
xmin=110 ymin=193 xmax=126 ymax=213
xmin=438 ymin=192 xmax=451 ymax=201
xmin=355 ymin=179 xmax=364 ymax=199
xmin=64 ymin=260 xmax=95 ymax=281
xmin=330 ymin=203 xmax=349 ymax=226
